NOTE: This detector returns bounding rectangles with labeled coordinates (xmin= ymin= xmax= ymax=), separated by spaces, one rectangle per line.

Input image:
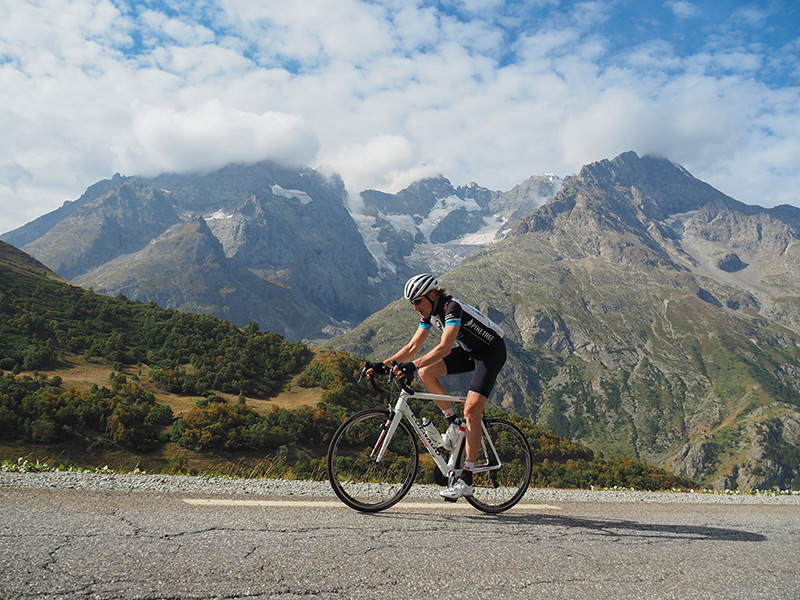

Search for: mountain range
xmin=3 ymin=151 xmax=799 ymax=489
xmin=355 ymin=173 xmax=561 ymax=276
xmin=2 ymin=163 xmax=558 ymax=340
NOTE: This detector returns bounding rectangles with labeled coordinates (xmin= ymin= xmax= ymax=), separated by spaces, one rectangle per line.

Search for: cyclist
xmin=381 ymin=273 xmax=507 ymax=499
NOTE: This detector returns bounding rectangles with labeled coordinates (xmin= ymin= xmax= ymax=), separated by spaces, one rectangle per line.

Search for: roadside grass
xmin=4 ymin=456 xmax=798 ymax=496
xmin=0 ymin=442 xmax=328 ymax=480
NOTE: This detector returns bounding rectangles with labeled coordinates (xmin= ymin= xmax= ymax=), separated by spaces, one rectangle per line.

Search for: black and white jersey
xmin=419 ymin=295 xmax=504 ymax=353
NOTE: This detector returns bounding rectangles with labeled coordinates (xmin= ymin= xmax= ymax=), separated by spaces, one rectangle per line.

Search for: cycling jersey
xmin=419 ymin=295 xmax=504 ymax=354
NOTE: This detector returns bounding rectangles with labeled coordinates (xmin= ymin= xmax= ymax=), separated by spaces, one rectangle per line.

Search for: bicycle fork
xmin=370 ymin=394 xmax=410 ymax=463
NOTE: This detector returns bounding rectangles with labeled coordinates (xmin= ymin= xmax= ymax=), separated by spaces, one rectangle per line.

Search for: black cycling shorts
xmin=443 ymin=337 xmax=506 ymax=398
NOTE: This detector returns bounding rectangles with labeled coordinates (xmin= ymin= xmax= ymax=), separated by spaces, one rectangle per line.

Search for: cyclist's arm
xmin=384 ymin=326 xmax=430 ymax=366
xmin=411 ymin=323 xmax=459 ymax=370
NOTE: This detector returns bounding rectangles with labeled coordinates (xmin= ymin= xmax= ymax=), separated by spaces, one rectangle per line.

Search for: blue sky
xmin=1 ymin=0 xmax=798 ymax=234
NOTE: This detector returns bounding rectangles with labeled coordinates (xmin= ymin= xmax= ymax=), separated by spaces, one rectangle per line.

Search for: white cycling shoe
xmin=440 ymin=478 xmax=474 ymax=500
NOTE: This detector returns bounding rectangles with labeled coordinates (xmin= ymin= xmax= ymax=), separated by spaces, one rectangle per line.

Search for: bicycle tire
xmin=327 ymin=409 xmax=418 ymax=512
xmin=461 ymin=418 xmax=532 ymax=513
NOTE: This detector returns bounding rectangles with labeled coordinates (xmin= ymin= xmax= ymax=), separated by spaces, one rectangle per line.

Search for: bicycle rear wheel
xmin=464 ymin=418 xmax=532 ymax=513
xmin=327 ymin=409 xmax=418 ymax=512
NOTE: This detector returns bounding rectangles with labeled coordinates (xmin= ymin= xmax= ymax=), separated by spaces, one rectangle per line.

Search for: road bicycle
xmin=326 ymin=363 xmax=532 ymax=513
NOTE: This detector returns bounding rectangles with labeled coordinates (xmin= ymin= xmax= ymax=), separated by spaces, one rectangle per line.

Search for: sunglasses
xmin=410 ymin=297 xmax=425 ymax=306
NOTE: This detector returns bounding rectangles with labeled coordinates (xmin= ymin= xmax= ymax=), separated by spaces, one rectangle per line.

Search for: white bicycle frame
xmin=371 ymin=388 xmax=504 ymax=482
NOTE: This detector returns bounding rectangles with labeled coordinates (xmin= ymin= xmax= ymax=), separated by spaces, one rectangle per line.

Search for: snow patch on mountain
xmin=203 ymin=210 xmax=248 ymax=258
xmin=352 ymin=212 xmax=396 ymax=273
xmin=417 ymin=195 xmax=482 ymax=243
xmin=206 ymin=209 xmax=235 ymax=221
xmin=665 ymin=209 xmax=700 ymax=230
xmin=351 ymin=174 xmax=561 ymax=278
xmin=271 ymin=184 xmax=312 ymax=205
xmin=458 ymin=216 xmax=505 ymax=245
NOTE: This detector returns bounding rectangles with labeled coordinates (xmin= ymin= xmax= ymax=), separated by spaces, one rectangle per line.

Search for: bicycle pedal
xmin=442 ymin=496 xmax=458 ymax=503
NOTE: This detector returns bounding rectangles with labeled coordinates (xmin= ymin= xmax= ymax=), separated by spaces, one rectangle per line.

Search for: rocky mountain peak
xmin=359 ymin=176 xmax=456 ymax=217
xmin=4 ymin=159 xmax=380 ymax=335
xmin=18 ymin=180 xmax=180 ymax=280
xmin=575 ymin=152 xmax=736 ymax=219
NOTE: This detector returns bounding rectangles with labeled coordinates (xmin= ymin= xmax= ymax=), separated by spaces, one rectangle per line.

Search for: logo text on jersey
xmin=463 ymin=318 xmax=496 ymax=343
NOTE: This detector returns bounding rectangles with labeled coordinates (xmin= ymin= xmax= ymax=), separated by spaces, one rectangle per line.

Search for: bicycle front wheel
xmin=326 ymin=409 xmax=418 ymax=512
xmin=465 ymin=418 xmax=532 ymax=513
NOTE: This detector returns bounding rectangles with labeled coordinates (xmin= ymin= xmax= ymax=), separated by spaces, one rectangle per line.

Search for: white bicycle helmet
xmin=404 ymin=273 xmax=438 ymax=300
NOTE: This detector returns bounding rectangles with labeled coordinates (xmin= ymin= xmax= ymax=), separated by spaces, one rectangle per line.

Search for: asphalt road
xmin=2 ymin=486 xmax=798 ymax=600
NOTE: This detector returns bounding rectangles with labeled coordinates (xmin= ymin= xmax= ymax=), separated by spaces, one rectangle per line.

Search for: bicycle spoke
xmin=465 ymin=419 xmax=532 ymax=513
xmin=327 ymin=410 xmax=418 ymax=512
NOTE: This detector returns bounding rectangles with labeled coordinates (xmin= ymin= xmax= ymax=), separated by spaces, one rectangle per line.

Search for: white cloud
xmin=559 ymin=75 xmax=749 ymax=170
xmin=140 ymin=10 xmax=216 ymax=46
xmin=1 ymin=0 xmax=799 ymax=236
xmin=321 ymin=135 xmax=440 ymax=210
xmin=128 ymin=100 xmax=319 ymax=175
xmin=148 ymin=43 xmax=252 ymax=80
xmin=666 ymin=1 xmax=701 ymax=19
xmin=620 ymin=40 xmax=682 ymax=71
xmin=219 ymin=0 xmax=393 ymax=66
xmin=731 ymin=5 xmax=769 ymax=27
xmin=457 ymin=0 xmax=506 ymax=14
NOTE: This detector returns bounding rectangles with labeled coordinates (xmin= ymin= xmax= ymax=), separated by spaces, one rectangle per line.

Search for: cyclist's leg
xmin=419 ymin=347 xmax=473 ymax=411
xmin=463 ymin=391 xmax=487 ymax=462
xmin=417 ymin=360 xmax=452 ymax=412
xmin=463 ymin=339 xmax=507 ymax=463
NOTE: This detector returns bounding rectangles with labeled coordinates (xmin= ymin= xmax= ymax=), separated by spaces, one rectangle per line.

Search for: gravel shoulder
xmin=3 ymin=471 xmax=799 ymax=505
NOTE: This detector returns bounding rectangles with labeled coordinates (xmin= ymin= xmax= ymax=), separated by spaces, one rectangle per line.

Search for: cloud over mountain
xmin=1 ymin=0 xmax=798 ymax=234
xmin=129 ymin=100 xmax=319 ymax=175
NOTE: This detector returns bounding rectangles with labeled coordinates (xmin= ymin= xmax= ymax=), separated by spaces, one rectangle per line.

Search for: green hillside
xmin=0 ymin=240 xmax=696 ymax=490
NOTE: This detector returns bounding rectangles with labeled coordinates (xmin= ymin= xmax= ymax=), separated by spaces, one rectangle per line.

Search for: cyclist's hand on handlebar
xmin=360 ymin=362 xmax=391 ymax=393
xmin=393 ymin=361 xmax=417 ymax=381
xmin=363 ymin=361 xmax=389 ymax=379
